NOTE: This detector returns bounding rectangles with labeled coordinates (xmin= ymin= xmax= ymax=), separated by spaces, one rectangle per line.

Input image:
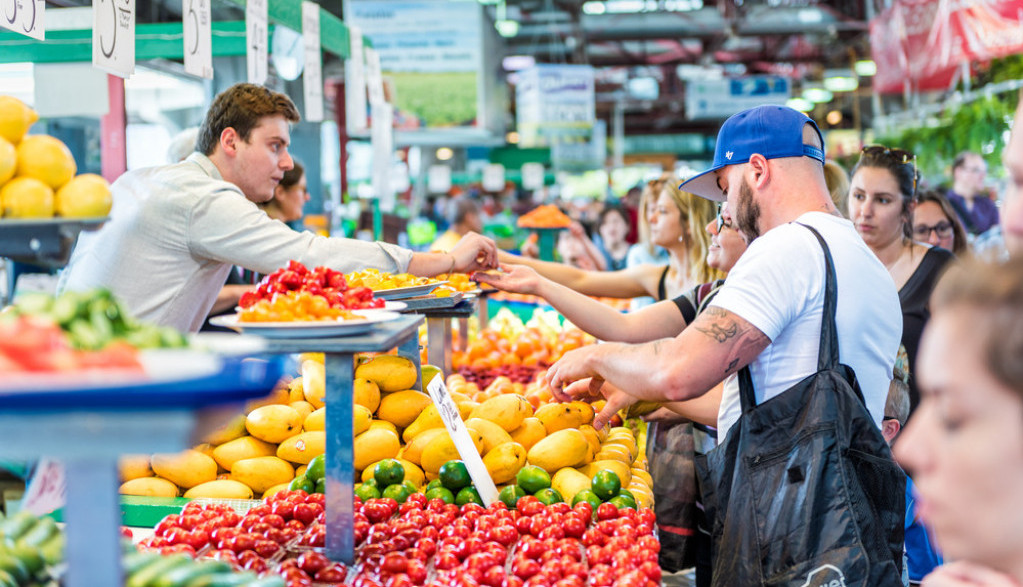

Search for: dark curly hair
xmin=196 ymin=83 xmax=300 ymax=156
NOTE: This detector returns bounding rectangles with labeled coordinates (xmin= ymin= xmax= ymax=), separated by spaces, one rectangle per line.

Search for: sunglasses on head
xmin=861 ymin=145 xmax=918 ymax=193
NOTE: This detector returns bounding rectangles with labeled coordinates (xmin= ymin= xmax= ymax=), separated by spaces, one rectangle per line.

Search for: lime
xmin=362 ymin=478 xmax=380 ymax=490
xmin=515 ymin=465 xmax=551 ymax=495
xmin=499 ymin=485 xmax=527 ymax=509
xmin=534 ymin=487 xmax=564 ymax=506
xmin=288 ymin=475 xmax=315 ymax=493
xmin=618 ymin=488 xmax=636 ymax=503
xmin=591 ymin=470 xmax=621 ymax=501
xmin=426 ymin=479 xmax=444 ymax=492
xmin=609 ymin=494 xmax=636 ymax=510
xmin=306 ymin=454 xmax=326 ymax=482
xmin=438 ymin=461 xmax=472 ymax=491
xmin=572 ymin=489 xmax=602 ymax=509
xmin=425 ymin=486 xmax=456 ymax=505
xmin=455 ymin=486 xmax=483 ymax=507
xmin=403 ymin=480 xmax=419 ymax=494
xmin=355 ymin=483 xmax=381 ymax=501
xmin=315 ymin=477 xmax=325 ymax=494
xmin=374 ymin=458 xmax=405 ymax=487
xmin=382 ymin=483 xmax=412 ymax=504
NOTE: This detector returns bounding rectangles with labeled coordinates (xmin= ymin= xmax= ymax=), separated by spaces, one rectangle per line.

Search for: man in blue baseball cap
xmin=542 ymin=105 xmax=905 ymax=585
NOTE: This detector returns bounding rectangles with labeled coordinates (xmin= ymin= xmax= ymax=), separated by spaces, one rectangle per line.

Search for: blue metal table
xmin=261 ymin=313 xmax=424 ymax=564
xmin=0 ymin=355 xmax=285 ymax=587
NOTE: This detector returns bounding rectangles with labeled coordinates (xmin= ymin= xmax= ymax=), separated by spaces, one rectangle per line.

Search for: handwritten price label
xmin=246 ymin=0 xmax=268 ymax=84
xmin=92 ymin=0 xmax=135 ymax=78
xmin=426 ymin=375 xmax=499 ymax=506
xmin=301 ymin=2 xmax=323 ymax=122
xmin=182 ymin=0 xmax=212 ymax=79
xmin=1 ymin=0 xmax=44 ymax=40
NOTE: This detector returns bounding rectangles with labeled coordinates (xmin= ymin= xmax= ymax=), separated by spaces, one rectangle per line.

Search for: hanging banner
xmin=685 ymin=76 xmax=790 ymax=120
xmin=871 ymin=0 xmax=1023 ymax=94
xmin=516 ymin=64 xmax=596 ymax=148
xmin=246 ymin=0 xmax=268 ymax=85
xmin=301 ymin=1 xmax=323 ymax=122
xmin=365 ymin=47 xmax=385 ymax=106
xmin=346 ymin=24 xmax=368 ymax=134
xmin=1 ymin=0 xmax=45 ymax=40
xmin=92 ymin=0 xmax=135 ymax=78
xmin=371 ymin=102 xmax=395 ymax=211
xmin=182 ymin=0 xmax=213 ymax=79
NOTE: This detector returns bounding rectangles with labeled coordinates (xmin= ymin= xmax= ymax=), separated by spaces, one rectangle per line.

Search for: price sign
xmin=246 ymin=0 xmax=268 ymax=85
xmin=365 ymin=47 xmax=384 ymax=106
xmin=371 ymin=101 xmax=394 ymax=211
xmin=428 ymin=164 xmax=452 ymax=194
xmin=301 ymin=1 xmax=323 ymax=122
xmin=182 ymin=0 xmax=212 ymax=79
xmin=346 ymin=25 xmax=368 ymax=133
xmin=426 ymin=375 xmax=499 ymax=506
xmin=1 ymin=0 xmax=44 ymax=40
xmin=92 ymin=0 xmax=135 ymax=78
xmin=521 ymin=162 xmax=545 ymax=191
xmin=482 ymin=163 xmax=506 ymax=192
xmin=22 ymin=459 xmax=66 ymax=516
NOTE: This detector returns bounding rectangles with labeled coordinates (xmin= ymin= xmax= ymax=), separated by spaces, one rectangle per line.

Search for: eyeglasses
xmin=861 ymin=145 xmax=918 ymax=193
xmin=714 ymin=205 xmax=734 ymax=232
xmin=913 ymin=222 xmax=954 ymax=239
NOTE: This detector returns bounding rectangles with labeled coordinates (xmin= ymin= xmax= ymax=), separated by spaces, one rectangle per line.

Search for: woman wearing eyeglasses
xmin=913 ymin=190 xmax=968 ymax=256
xmin=849 ymin=146 xmax=956 ymax=412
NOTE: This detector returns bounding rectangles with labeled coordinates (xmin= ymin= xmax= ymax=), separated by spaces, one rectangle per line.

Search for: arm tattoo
xmin=695 ymin=318 xmax=738 ymax=342
xmin=692 ymin=307 xmax=771 ymax=376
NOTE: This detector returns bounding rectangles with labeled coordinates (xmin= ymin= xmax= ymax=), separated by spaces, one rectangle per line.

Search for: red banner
xmin=870 ymin=0 xmax=1023 ymax=94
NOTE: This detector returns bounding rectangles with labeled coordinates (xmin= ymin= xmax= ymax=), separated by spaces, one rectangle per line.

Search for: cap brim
xmin=678 ymin=167 xmax=725 ymax=202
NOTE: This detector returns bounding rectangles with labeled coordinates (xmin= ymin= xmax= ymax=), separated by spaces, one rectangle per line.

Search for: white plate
xmin=373 ymin=282 xmax=447 ymax=300
xmin=358 ymin=300 xmax=408 ymax=312
xmin=209 ymin=311 xmax=401 ymax=338
xmin=0 ymin=349 xmax=224 ymax=391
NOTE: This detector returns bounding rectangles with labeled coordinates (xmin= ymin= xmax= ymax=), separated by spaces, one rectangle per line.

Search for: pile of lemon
xmin=0 ymin=95 xmax=112 ymax=220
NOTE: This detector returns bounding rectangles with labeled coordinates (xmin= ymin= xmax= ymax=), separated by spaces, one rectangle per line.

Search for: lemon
xmin=0 ymin=177 xmax=54 ymax=218
xmin=16 ymin=135 xmax=76 ymax=189
xmin=0 ymin=137 xmax=15 ymax=185
xmin=55 ymin=173 xmax=111 ymax=218
xmin=0 ymin=96 xmax=38 ymax=144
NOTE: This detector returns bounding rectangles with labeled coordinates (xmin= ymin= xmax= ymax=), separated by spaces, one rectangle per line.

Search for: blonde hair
xmin=824 ymin=160 xmax=850 ymax=215
xmin=662 ymin=182 xmax=724 ymax=284
xmin=637 ymin=175 xmax=670 ymax=256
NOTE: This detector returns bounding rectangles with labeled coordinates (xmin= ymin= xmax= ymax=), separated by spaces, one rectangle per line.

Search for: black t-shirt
xmin=900 ymin=246 xmax=956 ymax=410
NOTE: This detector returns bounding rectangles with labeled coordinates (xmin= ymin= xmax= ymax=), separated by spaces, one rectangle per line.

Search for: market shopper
xmin=895 ymin=258 xmax=1023 ymax=587
xmin=945 ymin=151 xmax=999 ymax=236
xmin=849 ymin=146 xmax=955 ymax=412
xmin=430 ymin=198 xmax=483 ymax=252
xmin=912 ymin=190 xmax=968 ymax=256
xmin=625 ymin=177 xmax=671 ymax=308
xmin=593 ymin=204 xmax=631 ymax=270
xmin=258 ymin=159 xmax=310 ymax=225
xmin=58 ymin=83 xmax=498 ymax=332
xmin=545 ymin=105 xmax=905 ymax=585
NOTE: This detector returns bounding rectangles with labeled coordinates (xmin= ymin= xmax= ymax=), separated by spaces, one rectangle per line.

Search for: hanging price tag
xmin=301 ymin=1 xmax=323 ymax=122
xmin=92 ymin=0 xmax=135 ymax=78
xmin=346 ymin=25 xmax=368 ymax=133
xmin=521 ymin=162 xmax=545 ymax=191
xmin=426 ymin=375 xmax=499 ymax=507
xmin=1 ymin=0 xmax=45 ymax=40
xmin=182 ymin=0 xmax=212 ymax=79
xmin=371 ymin=101 xmax=394 ymax=210
xmin=365 ymin=47 xmax=384 ymax=106
xmin=428 ymin=165 xmax=452 ymax=194
xmin=482 ymin=163 xmax=506 ymax=192
xmin=246 ymin=0 xmax=268 ymax=85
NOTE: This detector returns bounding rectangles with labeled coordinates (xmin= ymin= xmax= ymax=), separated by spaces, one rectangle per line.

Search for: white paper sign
xmin=92 ymin=0 xmax=135 ymax=78
xmin=182 ymin=0 xmax=212 ymax=79
xmin=365 ymin=47 xmax=384 ymax=106
xmin=428 ymin=165 xmax=452 ymax=194
xmin=521 ymin=162 xmax=545 ymax=191
xmin=1 ymin=0 xmax=45 ymax=40
xmin=246 ymin=0 xmax=268 ymax=85
xmin=301 ymin=2 xmax=323 ymax=122
xmin=371 ymin=101 xmax=394 ymax=211
xmin=22 ymin=459 xmax=65 ymax=516
xmin=345 ymin=25 xmax=368 ymax=133
xmin=426 ymin=375 xmax=499 ymax=506
xmin=482 ymin=163 xmax=506 ymax=192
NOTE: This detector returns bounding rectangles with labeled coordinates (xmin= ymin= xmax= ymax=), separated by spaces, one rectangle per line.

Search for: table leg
xmin=426 ymin=317 xmax=452 ymax=375
xmin=457 ymin=318 xmax=469 ymax=352
xmin=397 ymin=334 xmax=422 ymax=391
xmin=477 ymin=296 xmax=489 ymax=331
xmin=64 ymin=459 xmax=122 ymax=587
xmin=323 ymin=353 xmax=354 ymax=564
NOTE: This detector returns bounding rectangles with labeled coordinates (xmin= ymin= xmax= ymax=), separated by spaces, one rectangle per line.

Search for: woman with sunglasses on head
xmin=849 ymin=146 xmax=956 ymax=413
xmin=913 ymin=190 xmax=969 ymax=257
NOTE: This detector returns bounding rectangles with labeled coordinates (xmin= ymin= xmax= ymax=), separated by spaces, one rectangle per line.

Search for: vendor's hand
xmin=472 ymin=264 xmax=542 ymax=295
xmin=922 ymin=562 xmax=1023 ymax=586
xmin=451 ymin=232 xmax=499 ymax=272
xmin=562 ymin=378 xmax=638 ymax=430
xmin=568 ymin=221 xmax=587 ymax=240
xmin=545 ymin=345 xmax=604 ymax=402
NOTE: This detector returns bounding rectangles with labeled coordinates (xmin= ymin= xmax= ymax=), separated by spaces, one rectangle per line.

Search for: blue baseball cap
xmin=680 ymin=105 xmax=825 ymax=202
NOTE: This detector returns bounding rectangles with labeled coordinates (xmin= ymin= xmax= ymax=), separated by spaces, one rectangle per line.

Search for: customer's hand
xmin=560 ymin=378 xmax=638 ymax=430
xmin=472 ymin=264 xmax=541 ymax=295
xmin=450 ymin=232 xmax=499 ymax=272
xmin=922 ymin=562 xmax=1023 ymax=587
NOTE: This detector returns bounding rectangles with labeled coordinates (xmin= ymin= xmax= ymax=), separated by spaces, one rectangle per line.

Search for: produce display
xmin=0 ymin=96 xmax=112 ymax=220
xmin=515 ymin=205 xmax=571 ymax=229
xmin=238 ymin=261 xmax=385 ymax=316
xmin=344 ymin=270 xmax=435 ymax=291
xmin=238 ymin=292 xmax=366 ymax=323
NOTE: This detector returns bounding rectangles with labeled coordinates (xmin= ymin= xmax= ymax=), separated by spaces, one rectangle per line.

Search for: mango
xmin=402 ymin=404 xmax=444 ymax=442
xmin=377 ymin=389 xmax=433 ymax=429
xmin=287 ymin=377 xmax=306 ymax=403
xmin=420 ymin=429 xmax=484 ymax=474
xmin=263 ymin=482 xmax=291 ymax=499
xmin=119 ymin=477 xmax=179 ymax=498
xmin=277 ymin=431 xmax=326 ymax=465
xmin=482 ymin=441 xmax=527 ymax=484
xmin=552 ymin=467 xmax=592 ymax=503
xmin=457 ymin=401 xmax=478 ymax=420
xmin=535 ymin=402 xmax=594 ymax=434
xmin=231 ymin=456 xmax=295 ymax=494
xmin=302 ymin=360 xmax=326 ymax=408
xmin=354 ymin=378 xmax=381 ymax=412
xmin=469 ymin=395 xmax=533 ymax=432
xmin=151 ymin=450 xmax=217 ymax=489
xmin=353 ymin=428 xmax=400 ymax=471
xmin=466 ymin=418 xmax=514 ymax=455
xmin=304 ymin=407 xmax=325 ymax=432
xmin=244 ymin=385 xmax=290 ymax=414
xmin=355 ymin=355 xmax=417 ymax=392
xmin=183 ymin=480 xmax=254 ymax=500
xmin=212 ymin=436 xmax=277 ymax=471
xmin=627 ymin=483 xmax=655 ymax=509
xmin=602 ymin=439 xmax=637 ymax=462
xmin=353 ymin=405 xmax=372 ymax=435
xmin=246 ymin=404 xmax=303 ymax=443
xmin=201 ymin=414 xmax=248 ymax=445
xmin=361 ymin=458 xmax=426 ymax=489
xmin=401 ymin=428 xmax=448 ymax=466
xmin=577 ymin=460 xmax=632 ymax=488
xmin=369 ymin=420 xmax=398 ymax=435
xmin=578 ymin=425 xmax=601 ymax=455
xmin=289 ymin=400 xmax=315 ymax=423
xmin=509 ymin=417 xmax=547 ymax=451
xmin=421 ymin=364 xmax=444 ymax=388
xmin=526 ymin=429 xmax=589 ymax=473
xmin=118 ymin=455 xmax=152 ymax=482
xmin=595 ymin=444 xmax=633 ymax=464
xmin=630 ymin=468 xmax=653 ymax=488
xmin=193 ymin=443 xmax=216 ymax=460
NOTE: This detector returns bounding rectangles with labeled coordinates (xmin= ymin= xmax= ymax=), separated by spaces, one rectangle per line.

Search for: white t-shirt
xmin=710 ymin=212 xmax=901 ymax=439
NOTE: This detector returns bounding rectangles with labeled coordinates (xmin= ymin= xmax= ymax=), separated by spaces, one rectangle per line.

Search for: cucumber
xmin=154 ymin=560 xmax=231 ymax=587
xmin=0 ymin=553 xmax=29 ymax=584
xmin=16 ymin=516 xmax=57 ymax=547
xmin=126 ymin=554 xmax=191 ymax=587
xmin=5 ymin=544 xmax=43 ymax=577
xmin=0 ymin=512 xmax=36 ymax=542
xmin=122 ymin=551 xmax=162 ymax=576
xmin=38 ymin=532 xmax=64 ymax=565
xmin=184 ymin=571 xmax=257 ymax=587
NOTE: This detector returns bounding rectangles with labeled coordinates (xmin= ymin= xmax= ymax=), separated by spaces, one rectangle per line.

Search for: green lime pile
xmin=290 ymin=453 xmax=326 ymax=495
xmin=572 ymin=469 xmax=636 ymax=510
xmin=496 ymin=465 xmax=563 ymax=509
xmin=425 ymin=460 xmax=482 ymax=506
xmin=355 ymin=458 xmax=412 ymax=503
